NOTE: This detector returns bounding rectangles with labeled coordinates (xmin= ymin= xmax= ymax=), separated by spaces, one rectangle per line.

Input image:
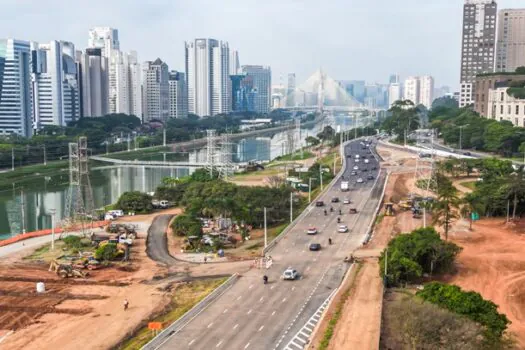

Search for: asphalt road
xmin=148 ymin=139 xmax=384 ymax=350
xmin=146 ymin=214 xmax=177 ymax=265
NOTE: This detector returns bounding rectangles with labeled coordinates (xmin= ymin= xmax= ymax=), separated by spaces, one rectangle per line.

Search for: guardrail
xmin=142 ymin=274 xmax=240 ymax=350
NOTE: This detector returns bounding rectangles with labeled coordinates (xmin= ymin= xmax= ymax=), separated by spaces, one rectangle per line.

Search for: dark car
xmin=315 ymin=201 xmax=324 ymax=207
xmin=371 ymin=166 xmax=377 ymax=171
xmin=331 ymin=197 xmax=340 ymax=203
xmin=362 ymin=168 xmax=368 ymax=172
xmin=351 ymin=171 xmax=358 ymax=175
xmin=309 ymin=243 xmax=321 ymax=251
xmin=367 ymin=175 xmax=375 ymax=180
xmin=463 ymin=151 xmax=472 ymax=156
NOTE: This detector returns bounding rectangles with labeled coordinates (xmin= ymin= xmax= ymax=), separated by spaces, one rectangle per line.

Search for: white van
xmin=108 ymin=210 xmax=124 ymax=217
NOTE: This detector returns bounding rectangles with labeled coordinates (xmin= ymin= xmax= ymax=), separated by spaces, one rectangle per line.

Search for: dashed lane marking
xmin=216 ymin=340 xmax=223 ymax=348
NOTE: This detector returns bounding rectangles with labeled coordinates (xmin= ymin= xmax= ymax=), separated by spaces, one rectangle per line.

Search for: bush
xmin=171 ymin=215 xmax=202 ymax=237
xmin=63 ymin=236 xmax=83 ymax=249
xmin=417 ymin=282 xmax=511 ymax=340
xmin=116 ymin=191 xmax=153 ymax=214
xmin=95 ymin=243 xmax=119 ymax=261
xmin=379 ymin=227 xmax=461 ymax=286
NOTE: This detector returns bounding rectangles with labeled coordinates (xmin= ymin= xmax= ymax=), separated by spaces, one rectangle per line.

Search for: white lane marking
xmin=291 ymin=286 xmax=295 ymax=291
xmin=249 ymin=284 xmax=253 ymax=289
xmin=207 ymin=322 xmax=213 ymax=328
xmin=236 ymin=295 xmax=242 ymax=300
xmin=247 ymin=309 xmax=252 ymax=315
xmin=270 ymin=285 xmax=275 ymax=290
xmin=233 ymin=324 xmax=239 ymax=330
xmin=244 ymin=343 xmax=251 ymax=349
xmin=258 ymin=325 xmax=265 ymax=332
xmin=306 ymin=266 xmax=310 ymax=272
xmin=216 ymin=340 xmax=223 ymax=348
xmin=272 ymin=310 xmax=276 ymax=316
xmin=188 ymin=339 xmax=196 ymax=346
xmin=223 ymin=308 xmax=228 ymax=313
xmin=259 ymin=297 xmax=264 ymax=302
xmin=282 ymin=298 xmax=287 ymax=303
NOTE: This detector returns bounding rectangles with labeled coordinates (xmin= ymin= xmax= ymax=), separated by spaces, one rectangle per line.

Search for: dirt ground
xmin=446 ymin=219 xmax=525 ymax=348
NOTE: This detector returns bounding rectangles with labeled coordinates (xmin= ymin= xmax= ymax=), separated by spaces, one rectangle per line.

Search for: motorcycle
xmin=324 ymin=209 xmax=327 ymax=216
xmin=337 ymin=217 xmax=341 ymax=223
xmin=263 ymin=275 xmax=268 ymax=284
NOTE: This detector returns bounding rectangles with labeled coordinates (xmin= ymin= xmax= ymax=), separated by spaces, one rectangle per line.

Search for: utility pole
xmin=339 ymin=130 xmax=343 ymax=164
xmin=127 ymin=133 xmax=131 ymax=152
xmin=11 ymin=148 xmax=14 ymax=171
xmin=309 ymin=178 xmax=312 ymax=203
xmin=134 ymin=135 xmax=138 ymax=151
xmin=290 ymin=192 xmax=293 ymax=223
xmin=264 ymin=207 xmax=267 ymax=248
xmin=320 ymin=164 xmax=323 ymax=191
xmin=333 ymin=153 xmax=336 ymax=175
xmin=20 ymin=189 xmax=26 ymax=234
xmin=354 ymin=115 xmax=357 ymax=139
xmin=163 ymin=128 xmax=167 ymax=147
xmin=106 ymin=140 xmax=109 ymax=155
xmin=384 ymin=249 xmax=388 ymax=285
xmin=49 ymin=209 xmax=56 ymax=250
xmin=43 ymin=145 xmax=47 ymax=165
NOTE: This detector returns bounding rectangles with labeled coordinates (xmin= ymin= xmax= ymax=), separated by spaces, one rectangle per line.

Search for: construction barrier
xmin=0 ymin=221 xmax=109 ymax=248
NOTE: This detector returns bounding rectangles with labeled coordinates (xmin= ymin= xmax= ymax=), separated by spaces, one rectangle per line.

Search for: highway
xmin=145 ymin=139 xmax=385 ymax=350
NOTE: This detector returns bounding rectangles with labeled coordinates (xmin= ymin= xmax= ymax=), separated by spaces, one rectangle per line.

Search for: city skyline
xmin=1 ymin=0 xmax=524 ymax=89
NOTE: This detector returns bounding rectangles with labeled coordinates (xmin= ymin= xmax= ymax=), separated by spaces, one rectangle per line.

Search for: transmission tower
xmin=218 ymin=132 xmax=234 ymax=180
xmin=414 ymin=132 xmax=436 ymax=192
xmin=63 ymin=137 xmax=95 ymax=232
xmin=206 ymin=130 xmax=219 ymax=177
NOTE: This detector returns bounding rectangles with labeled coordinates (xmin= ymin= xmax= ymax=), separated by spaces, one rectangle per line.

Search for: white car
xmin=357 ymin=178 xmax=364 ymax=183
xmin=355 ymin=159 xmax=360 ymax=163
xmin=353 ymin=165 xmax=359 ymax=170
xmin=343 ymin=199 xmax=351 ymax=204
xmin=282 ymin=268 xmax=299 ymax=280
xmin=338 ymin=225 xmax=349 ymax=233
xmin=364 ymin=159 xmax=369 ymax=164
xmin=307 ymin=227 xmax=318 ymax=235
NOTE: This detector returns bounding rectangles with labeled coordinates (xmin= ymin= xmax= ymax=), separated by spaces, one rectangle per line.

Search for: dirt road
xmin=328 ymin=260 xmax=382 ymax=350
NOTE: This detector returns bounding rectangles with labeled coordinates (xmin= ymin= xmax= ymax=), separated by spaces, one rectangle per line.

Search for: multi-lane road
xmin=146 ymin=139 xmax=385 ymax=350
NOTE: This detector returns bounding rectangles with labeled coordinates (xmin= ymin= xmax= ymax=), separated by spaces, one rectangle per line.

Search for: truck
xmin=341 ymin=181 xmax=349 ymax=192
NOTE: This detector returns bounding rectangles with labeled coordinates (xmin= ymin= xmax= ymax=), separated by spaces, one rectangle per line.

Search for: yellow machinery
xmin=398 ymin=199 xmax=413 ymax=211
xmin=384 ymin=202 xmax=395 ymax=216
xmin=49 ymin=260 xmax=88 ymax=279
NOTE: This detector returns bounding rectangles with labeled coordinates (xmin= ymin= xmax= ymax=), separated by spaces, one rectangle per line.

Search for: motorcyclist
xmin=330 ymin=206 xmax=334 ymax=212
xmin=328 ymin=237 xmax=333 ymax=245
xmin=337 ymin=217 xmax=341 ymax=223
xmin=339 ymin=209 xmax=342 ymax=215
xmin=324 ymin=209 xmax=327 ymax=216
xmin=263 ymin=275 xmax=268 ymax=284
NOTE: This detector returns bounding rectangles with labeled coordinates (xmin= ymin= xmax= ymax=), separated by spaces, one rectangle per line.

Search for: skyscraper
xmin=142 ymin=58 xmax=169 ymax=122
xmin=78 ymin=48 xmax=108 ymax=117
xmin=241 ymin=65 xmax=272 ymax=114
xmin=88 ymin=27 xmax=120 ymax=58
xmin=404 ymin=76 xmax=420 ymax=105
xmin=286 ymin=73 xmax=296 ymax=107
xmin=0 ymin=39 xmax=32 ymax=137
xmin=230 ymin=49 xmax=240 ymax=75
xmin=419 ymin=76 xmax=435 ymax=109
xmin=459 ymin=0 xmax=497 ymax=107
xmin=389 ymin=74 xmax=400 ymax=84
xmin=168 ymin=70 xmax=188 ymax=119
xmin=496 ymin=9 xmax=525 ymax=72
xmin=185 ymin=38 xmax=231 ymax=116
xmin=388 ymin=83 xmax=402 ymax=107
xmin=31 ymin=40 xmax=80 ymax=128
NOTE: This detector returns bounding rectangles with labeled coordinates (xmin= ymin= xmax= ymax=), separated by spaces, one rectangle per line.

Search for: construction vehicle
xmin=384 ymin=202 xmax=395 ymax=216
xmin=412 ymin=207 xmax=422 ymax=219
xmin=49 ymin=260 xmax=88 ymax=279
xmin=398 ymin=199 xmax=413 ymax=211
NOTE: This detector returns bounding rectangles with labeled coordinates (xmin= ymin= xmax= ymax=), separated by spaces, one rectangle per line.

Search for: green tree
xmin=95 ymin=243 xmax=119 ymax=261
xmin=305 ymin=136 xmax=320 ymax=147
xmin=504 ymin=166 xmax=525 ymax=220
xmin=116 ymin=191 xmax=153 ymax=214
xmin=381 ymin=100 xmax=420 ymax=142
xmin=432 ymin=181 xmax=460 ymax=240
xmin=171 ymin=215 xmax=202 ymax=237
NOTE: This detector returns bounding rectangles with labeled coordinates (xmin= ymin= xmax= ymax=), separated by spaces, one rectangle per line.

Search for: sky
xmin=1 ymin=0 xmax=524 ymax=89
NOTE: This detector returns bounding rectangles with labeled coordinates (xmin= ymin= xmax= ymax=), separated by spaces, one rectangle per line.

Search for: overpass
xmin=89 ymin=155 xmax=212 ymax=168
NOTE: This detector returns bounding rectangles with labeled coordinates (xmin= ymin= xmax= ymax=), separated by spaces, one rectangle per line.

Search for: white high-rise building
xmin=78 ymin=48 xmax=108 ymax=117
xmin=185 ymin=38 xmax=231 ymax=116
xmin=496 ymin=9 xmax=525 ymax=72
xmin=31 ymin=40 xmax=80 ymax=129
xmin=88 ymin=27 xmax=120 ymax=58
xmin=388 ymin=83 xmax=402 ymax=107
xmin=108 ymin=50 xmax=141 ymax=116
xmin=128 ymin=51 xmax=142 ymax=117
xmin=142 ymin=58 xmax=169 ymax=122
xmin=404 ymin=76 xmax=420 ymax=105
xmin=168 ymin=71 xmax=188 ymax=119
xmin=419 ymin=76 xmax=435 ymax=109
xmin=230 ymin=49 xmax=240 ymax=75
xmin=0 ymin=39 xmax=33 ymax=137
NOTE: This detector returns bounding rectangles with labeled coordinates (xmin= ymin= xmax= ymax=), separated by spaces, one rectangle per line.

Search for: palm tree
xmin=432 ymin=183 xmax=460 ymax=240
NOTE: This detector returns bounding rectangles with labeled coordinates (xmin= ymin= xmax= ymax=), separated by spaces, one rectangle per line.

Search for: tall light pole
xmin=264 ymin=207 xmax=267 ymax=248
xmin=290 ymin=192 xmax=293 ymax=223
xmin=309 ymin=177 xmax=313 ymax=203
xmin=459 ymin=125 xmax=469 ymax=150
xmin=49 ymin=209 xmax=56 ymax=250
xmin=319 ymin=164 xmax=323 ymax=191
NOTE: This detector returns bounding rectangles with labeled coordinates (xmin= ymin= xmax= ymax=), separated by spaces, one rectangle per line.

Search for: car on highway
xmin=354 ymin=154 xmax=360 ymax=159
xmin=309 ymin=243 xmax=321 ymax=251
xmin=371 ymin=166 xmax=377 ymax=171
xmin=350 ymin=171 xmax=358 ymax=176
xmin=282 ymin=268 xmax=299 ymax=280
xmin=349 ymin=208 xmax=358 ymax=214
xmin=331 ymin=197 xmax=340 ymax=203
xmin=463 ymin=151 xmax=472 ymax=156
xmin=355 ymin=159 xmax=360 ymax=163
xmin=353 ymin=165 xmax=359 ymax=170
xmin=357 ymin=178 xmax=364 ymax=183
xmin=315 ymin=201 xmax=324 ymax=207
xmin=367 ymin=175 xmax=375 ymax=180
xmin=338 ymin=225 xmax=349 ymax=233
xmin=307 ymin=227 xmax=318 ymax=235
xmin=343 ymin=198 xmax=351 ymax=204
xmin=364 ymin=159 xmax=369 ymax=164
xmin=362 ymin=168 xmax=368 ymax=172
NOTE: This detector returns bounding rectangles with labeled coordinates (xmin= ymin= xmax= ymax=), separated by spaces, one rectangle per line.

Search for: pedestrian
xmin=328 ymin=237 xmax=333 ymax=245
xmin=204 ymin=256 xmax=207 ymax=264
xmin=123 ymin=299 xmax=129 ymax=311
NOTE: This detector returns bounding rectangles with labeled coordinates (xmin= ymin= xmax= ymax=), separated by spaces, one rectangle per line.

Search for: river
xmin=0 ymin=115 xmax=365 ymax=238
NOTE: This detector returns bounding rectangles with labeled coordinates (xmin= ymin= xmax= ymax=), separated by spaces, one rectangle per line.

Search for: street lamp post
xmin=49 ymin=209 xmax=56 ymax=251
xmin=319 ymin=164 xmax=323 ymax=191
xmin=290 ymin=192 xmax=293 ymax=223
xmin=264 ymin=207 xmax=267 ymax=248
xmin=459 ymin=124 xmax=469 ymax=150
xmin=309 ymin=178 xmax=313 ymax=203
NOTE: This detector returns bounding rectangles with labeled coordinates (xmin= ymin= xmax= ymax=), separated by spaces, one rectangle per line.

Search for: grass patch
xmin=318 ymin=263 xmax=363 ymax=350
xmin=461 ymin=181 xmax=477 ymax=190
xmin=119 ymin=278 xmax=227 ymax=350
xmin=375 ymin=213 xmax=385 ymax=225
xmin=274 ymin=150 xmax=314 ymax=161
xmin=0 ymin=160 xmax=69 ymax=189
xmin=23 ymin=239 xmax=94 ymax=262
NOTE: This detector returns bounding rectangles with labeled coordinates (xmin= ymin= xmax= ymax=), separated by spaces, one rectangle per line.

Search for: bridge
xmin=89 ymin=155 xmax=215 ymax=169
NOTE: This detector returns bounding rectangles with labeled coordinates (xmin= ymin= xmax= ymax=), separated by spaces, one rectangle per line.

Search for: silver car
xmin=357 ymin=178 xmax=364 ymax=183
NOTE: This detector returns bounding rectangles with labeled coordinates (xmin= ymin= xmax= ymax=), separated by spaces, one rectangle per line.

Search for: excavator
xmin=49 ymin=260 xmax=88 ymax=279
xmin=384 ymin=202 xmax=395 ymax=216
